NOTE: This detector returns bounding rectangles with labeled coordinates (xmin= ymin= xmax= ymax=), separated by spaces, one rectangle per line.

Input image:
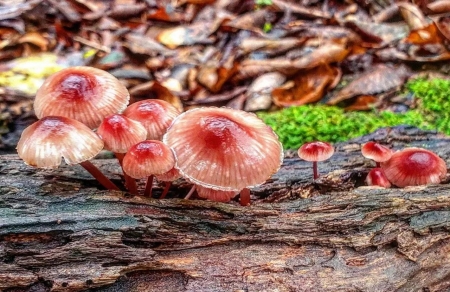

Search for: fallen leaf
xmin=344 ymin=95 xmax=379 ymax=111
xmin=404 ymin=23 xmax=442 ymax=45
xmin=398 ymin=2 xmax=429 ymax=30
xmin=244 ymin=72 xmax=286 ymax=111
xmin=328 ymin=65 xmax=411 ymax=105
xmin=272 ymin=65 xmax=340 ymax=107
xmin=18 ymin=32 xmax=49 ymax=51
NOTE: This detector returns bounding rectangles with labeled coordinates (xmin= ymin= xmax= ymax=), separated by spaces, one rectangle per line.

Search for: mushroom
xmin=381 ymin=147 xmax=447 ymax=187
xmin=297 ymin=141 xmax=334 ymax=180
xmin=123 ymin=99 xmax=180 ymax=140
xmin=366 ymin=168 xmax=391 ymax=188
xmin=34 ymin=66 xmax=130 ymax=129
xmin=195 ymin=185 xmax=239 ymax=203
xmin=97 ymin=114 xmax=147 ymax=194
xmin=17 ymin=116 xmax=119 ymax=191
xmin=155 ymin=167 xmax=181 ymax=199
xmin=163 ymin=107 xmax=283 ymax=205
xmin=361 ymin=142 xmax=393 ymax=167
xmin=122 ymin=140 xmax=175 ymax=197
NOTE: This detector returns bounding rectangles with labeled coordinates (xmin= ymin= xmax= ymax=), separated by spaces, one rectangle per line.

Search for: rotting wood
xmin=1 ymin=126 xmax=450 ymax=292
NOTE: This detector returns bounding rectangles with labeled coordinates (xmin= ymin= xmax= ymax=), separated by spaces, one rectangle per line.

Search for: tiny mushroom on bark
xmin=361 ymin=142 xmax=393 ymax=167
xmin=381 ymin=147 xmax=447 ymax=187
xmin=155 ymin=167 xmax=181 ymax=199
xmin=163 ymin=107 xmax=283 ymax=206
xmin=123 ymin=99 xmax=180 ymax=140
xmin=366 ymin=168 xmax=391 ymax=188
xmin=97 ymin=114 xmax=147 ymax=194
xmin=122 ymin=140 xmax=176 ymax=197
xmin=298 ymin=141 xmax=334 ymax=180
xmin=17 ymin=116 xmax=119 ymax=191
xmin=195 ymin=185 xmax=239 ymax=203
xmin=34 ymin=66 xmax=129 ymax=129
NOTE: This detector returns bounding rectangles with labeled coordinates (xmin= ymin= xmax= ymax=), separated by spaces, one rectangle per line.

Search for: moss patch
xmin=258 ymin=105 xmax=430 ymax=150
xmin=258 ymin=78 xmax=450 ymax=150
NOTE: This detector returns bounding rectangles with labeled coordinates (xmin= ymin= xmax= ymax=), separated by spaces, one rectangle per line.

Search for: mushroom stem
xmin=313 ymin=161 xmax=319 ymax=180
xmin=79 ymin=161 xmax=120 ymax=191
xmin=115 ymin=153 xmax=138 ymax=195
xmin=185 ymin=185 xmax=196 ymax=200
xmin=239 ymin=188 xmax=251 ymax=206
xmin=144 ymin=175 xmax=154 ymax=197
xmin=160 ymin=182 xmax=172 ymax=199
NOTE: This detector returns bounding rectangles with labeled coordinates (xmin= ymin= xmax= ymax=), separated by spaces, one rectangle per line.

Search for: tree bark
xmin=1 ymin=126 xmax=450 ymax=292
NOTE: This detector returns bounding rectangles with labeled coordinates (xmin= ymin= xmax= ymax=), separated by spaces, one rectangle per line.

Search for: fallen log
xmin=1 ymin=126 xmax=450 ymax=292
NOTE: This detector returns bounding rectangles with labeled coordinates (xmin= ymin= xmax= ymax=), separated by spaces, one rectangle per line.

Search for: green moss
xmin=407 ymin=78 xmax=450 ymax=134
xmin=258 ymin=78 xmax=450 ymax=149
xmin=258 ymin=105 xmax=431 ymax=149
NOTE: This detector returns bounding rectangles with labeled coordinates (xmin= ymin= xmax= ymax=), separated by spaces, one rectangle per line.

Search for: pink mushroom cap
xmin=361 ymin=142 xmax=393 ymax=163
xmin=381 ymin=147 xmax=447 ymax=187
xmin=97 ymin=114 xmax=147 ymax=153
xmin=34 ymin=66 xmax=129 ymax=129
xmin=17 ymin=116 xmax=104 ymax=168
xmin=163 ymin=107 xmax=284 ymax=191
xmin=122 ymin=140 xmax=175 ymax=179
xmin=366 ymin=168 xmax=391 ymax=188
xmin=298 ymin=141 xmax=334 ymax=162
xmin=123 ymin=99 xmax=180 ymax=140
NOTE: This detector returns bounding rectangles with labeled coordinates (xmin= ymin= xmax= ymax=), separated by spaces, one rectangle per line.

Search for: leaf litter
xmin=2 ymin=0 xmax=450 ymax=152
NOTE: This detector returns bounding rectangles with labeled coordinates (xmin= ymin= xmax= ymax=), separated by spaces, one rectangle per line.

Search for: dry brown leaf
xmin=404 ymin=23 xmax=443 ymax=45
xmin=196 ymin=62 xmax=238 ymax=93
xmin=18 ymin=32 xmax=48 ymax=51
xmin=239 ymin=38 xmax=305 ymax=54
xmin=272 ymin=65 xmax=340 ymax=107
xmin=271 ymin=0 xmax=330 ymax=19
xmin=240 ymin=41 xmax=349 ymax=75
xmin=328 ymin=65 xmax=411 ymax=105
xmin=244 ymin=72 xmax=286 ymax=111
xmin=427 ymin=0 xmax=450 ymax=14
xmin=344 ymin=95 xmax=379 ymax=111
xmin=398 ymin=2 xmax=429 ymax=30
xmin=125 ymin=34 xmax=175 ymax=56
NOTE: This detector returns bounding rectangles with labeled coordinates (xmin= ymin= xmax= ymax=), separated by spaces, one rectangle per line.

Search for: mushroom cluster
xmin=17 ymin=66 xmax=283 ymax=205
xmin=296 ymin=140 xmax=447 ymax=189
xmin=361 ymin=142 xmax=447 ymax=188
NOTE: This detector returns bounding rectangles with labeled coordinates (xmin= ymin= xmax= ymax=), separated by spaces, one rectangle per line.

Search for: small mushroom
xmin=361 ymin=142 xmax=393 ymax=167
xmin=34 ymin=66 xmax=130 ymax=129
xmin=155 ymin=167 xmax=181 ymax=199
xmin=122 ymin=140 xmax=175 ymax=197
xmin=123 ymin=99 xmax=180 ymax=140
xmin=381 ymin=147 xmax=447 ymax=187
xmin=97 ymin=114 xmax=147 ymax=194
xmin=366 ymin=168 xmax=391 ymax=188
xmin=17 ymin=116 xmax=119 ymax=191
xmin=298 ymin=141 xmax=334 ymax=180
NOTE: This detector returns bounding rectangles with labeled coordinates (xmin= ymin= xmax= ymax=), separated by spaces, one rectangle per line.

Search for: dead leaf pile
xmin=2 ymin=0 xmax=450 ymax=152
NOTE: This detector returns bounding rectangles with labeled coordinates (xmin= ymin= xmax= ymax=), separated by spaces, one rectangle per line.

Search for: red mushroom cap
xmin=195 ymin=185 xmax=238 ymax=203
xmin=17 ymin=116 xmax=104 ymax=168
xmin=122 ymin=140 xmax=175 ymax=179
xmin=381 ymin=147 xmax=447 ymax=187
xmin=123 ymin=99 xmax=180 ymax=140
xmin=97 ymin=114 xmax=147 ymax=153
xmin=156 ymin=167 xmax=181 ymax=182
xmin=366 ymin=168 xmax=391 ymax=188
xmin=298 ymin=141 xmax=334 ymax=162
xmin=34 ymin=66 xmax=129 ymax=129
xmin=361 ymin=142 xmax=393 ymax=163
xmin=163 ymin=107 xmax=284 ymax=191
